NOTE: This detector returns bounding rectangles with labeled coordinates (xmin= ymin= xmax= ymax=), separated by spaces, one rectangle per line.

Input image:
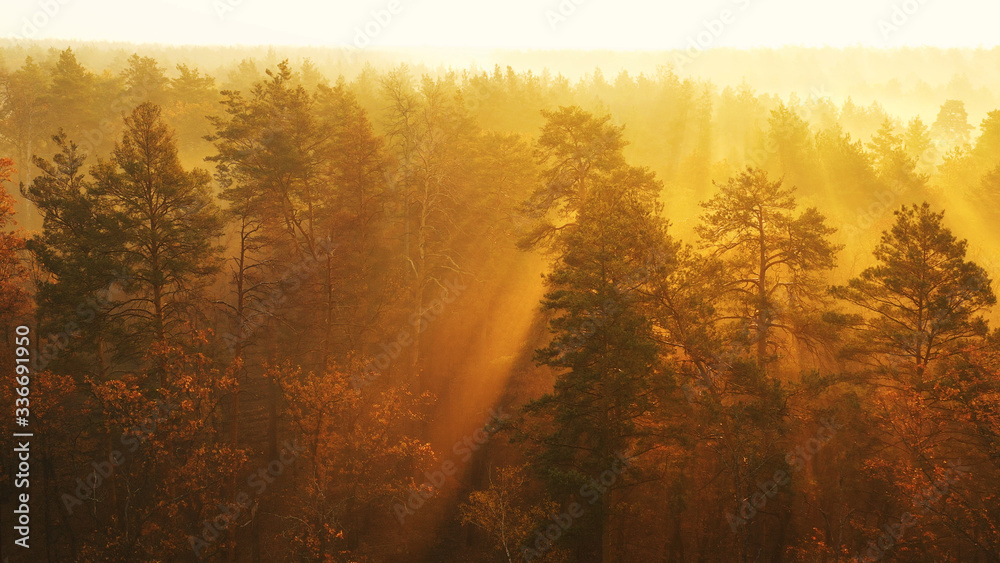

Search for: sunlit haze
xmin=3 ymin=0 xmax=1000 ymax=49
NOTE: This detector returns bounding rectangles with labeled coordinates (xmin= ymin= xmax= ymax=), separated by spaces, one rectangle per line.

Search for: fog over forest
xmin=1 ymin=39 xmax=1000 ymax=562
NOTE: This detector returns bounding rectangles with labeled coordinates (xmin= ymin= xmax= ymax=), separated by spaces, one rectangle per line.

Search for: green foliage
xmin=22 ymin=133 xmax=126 ymax=375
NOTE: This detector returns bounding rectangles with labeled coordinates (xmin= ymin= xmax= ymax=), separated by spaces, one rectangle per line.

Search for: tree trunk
xmin=228 ymin=230 xmax=246 ymax=563
xmin=757 ymin=215 xmax=769 ymax=364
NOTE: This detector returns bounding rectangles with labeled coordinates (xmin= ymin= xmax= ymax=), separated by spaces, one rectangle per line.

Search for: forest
xmin=1 ymin=43 xmax=1000 ymax=562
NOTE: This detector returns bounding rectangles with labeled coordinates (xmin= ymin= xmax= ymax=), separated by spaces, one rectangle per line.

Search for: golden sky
xmin=2 ymin=0 xmax=996 ymax=50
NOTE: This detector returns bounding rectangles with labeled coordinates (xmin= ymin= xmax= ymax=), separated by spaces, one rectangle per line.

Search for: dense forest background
xmin=1 ymin=42 xmax=999 ymax=561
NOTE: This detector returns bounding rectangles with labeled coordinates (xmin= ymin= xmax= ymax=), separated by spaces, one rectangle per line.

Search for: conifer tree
xmin=698 ymin=167 xmax=840 ymax=365
xmin=832 ymin=203 xmax=995 ymax=377
xmin=92 ymin=102 xmax=222 ymax=379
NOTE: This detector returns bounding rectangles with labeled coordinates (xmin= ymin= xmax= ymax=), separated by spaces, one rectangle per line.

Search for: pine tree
xmin=868 ymin=118 xmax=927 ymax=195
xmin=766 ymin=103 xmax=820 ymax=193
xmin=22 ymin=133 xmax=125 ymax=377
xmin=121 ymin=54 xmax=170 ymax=108
xmin=208 ymin=61 xmax=341 ymax=373
xmin=903 ymin=116 xmax=933 ymax=168
xmin=521 ymin=107 xmax=674 ymax=561
xmin=315 ymin=81 xmax=393 ymax=362
xmin=168 ymin=64 xmax=217 ymax=155
xmin=931 ymin=99 xmax=973 ymax=151
xmin=91 ymin=102 xmax=222 ymax=380
xmin=0 ymin=57 xmax=49 ymax=188
xmin=831 ymin=203 xmax=995 ymax=378
xmin=697 ymin=167 xmax=840 ymax=366
xmin=520 ymin=105 xmax=627 ymax=247
xmin=46 ymin=49 xmax=98 ymax=146
xmin=381 ymin=68 xmax=480 ymax=380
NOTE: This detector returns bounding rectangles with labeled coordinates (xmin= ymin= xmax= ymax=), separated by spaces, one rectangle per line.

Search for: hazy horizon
xmin=5 ymin=0 xmax=1000 ymax=50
